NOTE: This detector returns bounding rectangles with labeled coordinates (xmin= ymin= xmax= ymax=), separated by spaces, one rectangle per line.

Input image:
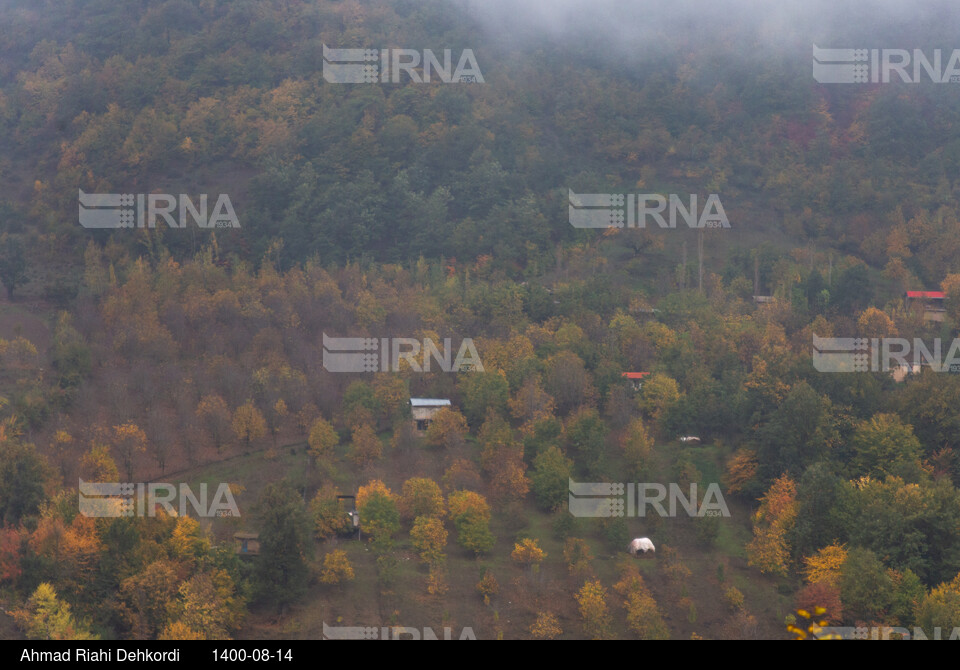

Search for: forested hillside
xmin=1 ymin=0 xmax=960 ymax=641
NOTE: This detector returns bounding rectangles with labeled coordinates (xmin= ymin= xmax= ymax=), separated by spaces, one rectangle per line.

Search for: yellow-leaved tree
xmin=803 ymin=543 xmax=848 ymax=587
xmin=746 ymin=475 xmax=798 ymax=576
xmin=576 ymin=579 xmax=614 ymax=640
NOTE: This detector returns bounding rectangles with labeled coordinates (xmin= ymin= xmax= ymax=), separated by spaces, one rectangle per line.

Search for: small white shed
xmin=410 ymin=398 xmax=452 ymax=432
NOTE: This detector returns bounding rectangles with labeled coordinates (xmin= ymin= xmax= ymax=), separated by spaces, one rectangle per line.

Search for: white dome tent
xmin=628 ymin=537 xmax=656 ymax=556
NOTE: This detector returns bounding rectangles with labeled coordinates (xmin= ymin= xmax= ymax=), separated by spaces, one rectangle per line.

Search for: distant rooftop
xmin=410 ymin=398 xmax=452 ymax=407
xmin=621 ymin=372 xmax=651 ymax=379
xmin=905 ymin=291 xmax=945 ymax=299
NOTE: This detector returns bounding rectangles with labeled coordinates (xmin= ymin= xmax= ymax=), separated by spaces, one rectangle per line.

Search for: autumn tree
xmin=296 ymin=403 xmax=320 ymax=437
xmin=511 ymin=538 xmax=546 ymax=569
xmin=159 ymin=621 xmax=204 ymax=640
xmin=390 ymin=421 xmax=418 ymax=453
xmin=563 ymin=538 xmax=594 ymax=580
xmin=803 ymin=543 xmax=848 ymax=588
xmin=117 ymin=560 xmax=179 ymax=639
xmin=530 ymin=611 xmax=562 ymax=640
xmin=746 ymin=475 xmax=798 ymax=576
xmin=636 ymin=373 xmax=680 ymax=430
xmin=477 ymin=411 xmax=530 ymax=503
xmin=111 ymin=422 xmax=147 ymax=481
xmin=307 ymin=417 xmax=339 ymax=469
xmin=424 ymin=407 xmax=468 ymax=450
xmin=371 ymin=374 xmax=408 ymax=429
xmin=196 ymin=394 xmax=231 ymax=453
xmin=320 ymin=550 xmax=355 ymax=585
xmin=310 ymin=488 xmax=353 ymax=539
xmin=410 ymin=516 xmax=448 ymax=566
xmin=942 ymin=274 xmax=960 ymax=324
xmin=349 ymin=423 xmax=383 ymax=467
xmin=614 ymin=568 xmax=669 ymax=640
xmin=232 ymin=401 xmax=267 ymax=452
xmin=16 ymin=583 xmax=98 ymax=640
xmin=168 ymin=516 xmax=211 ymax=564
xmin=442 ymin=459 xmax=484 ymax=492
xmin=168 ymin=570 xmax=244 ymax=640
xmin=795 ymin=581 xmax=843 ymax=626
xmin=724 ymin=448 xmax=760 ymax=495
xmin=576 ymin=579 xmax=614 ymax=640
xmin=79 ymin=443 xmax=120 ymax=483
xmin=427 ymin=564 xmax=448 ymax=596
xmin=0 ymin=526 xmax=23 ymax=584
xmin=448 ymin=490 xmax=495 ymax=555
xmin=400 ymin=478 xmax=445 ymax=521
xmin=545 ymin=351 xmax=595 ymax=415
xmin=509 ymin=378 xmax=556 ymax=426
xmin=724 ymin=586 xmax=745 ymax=611
xmin=916 ymin=573 xmax=960 ymax=633
xmin=622 ymin=417 xmax=653 ymax=479
xmin=476 ymin=570 xmax=498 ymax=605
xmin=267 ymin=398 xmax=288 ymax=444
xmin=857 ymin=306 xmax=898 ymax=338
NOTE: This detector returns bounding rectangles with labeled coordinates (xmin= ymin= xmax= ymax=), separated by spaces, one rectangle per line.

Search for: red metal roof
xmin=906 ymin=291 xmax=945 ymax=299
xmin=622 ymin=372 xmax=651 ymax=379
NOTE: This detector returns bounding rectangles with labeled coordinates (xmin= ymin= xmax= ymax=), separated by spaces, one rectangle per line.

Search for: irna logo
xmin=322 ymin=45 xmax=484 ymax=84
xmin=79 ymin=190 xmax=240 ymax=229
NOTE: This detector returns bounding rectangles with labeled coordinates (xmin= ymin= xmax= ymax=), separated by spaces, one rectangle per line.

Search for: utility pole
xmin=698 ymin=228 xmax=704 ymax=294
xmin=753 ymin=252 xmax=760 ymax=297
xmin=681 ymin=241 xmax=688 ymax=290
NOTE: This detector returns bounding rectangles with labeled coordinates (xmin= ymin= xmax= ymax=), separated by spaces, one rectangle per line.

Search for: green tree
xmin=531 ymin=446 xmax=573 ymax=511
xmin=253 ymin=481 xmax=312 ymax=609
xmin=458 ymin=370 xmax=509 ymax=426
xmin=839 ymin=548 xmax=893 ymax=623
xmin=0 ymin=235 xmax=26 ymax=299
xmin=0 ymin=437 xmax=48 ymax=525
xmin=848 ymin=413 xmax=924 ymax=481
xmin=565 ymin=408 xmax=608 ymax=479
xmin=307 ymin=417 xmax=339 ymax=466
xmin=357 ymin=480 xmax=401 ymax=541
